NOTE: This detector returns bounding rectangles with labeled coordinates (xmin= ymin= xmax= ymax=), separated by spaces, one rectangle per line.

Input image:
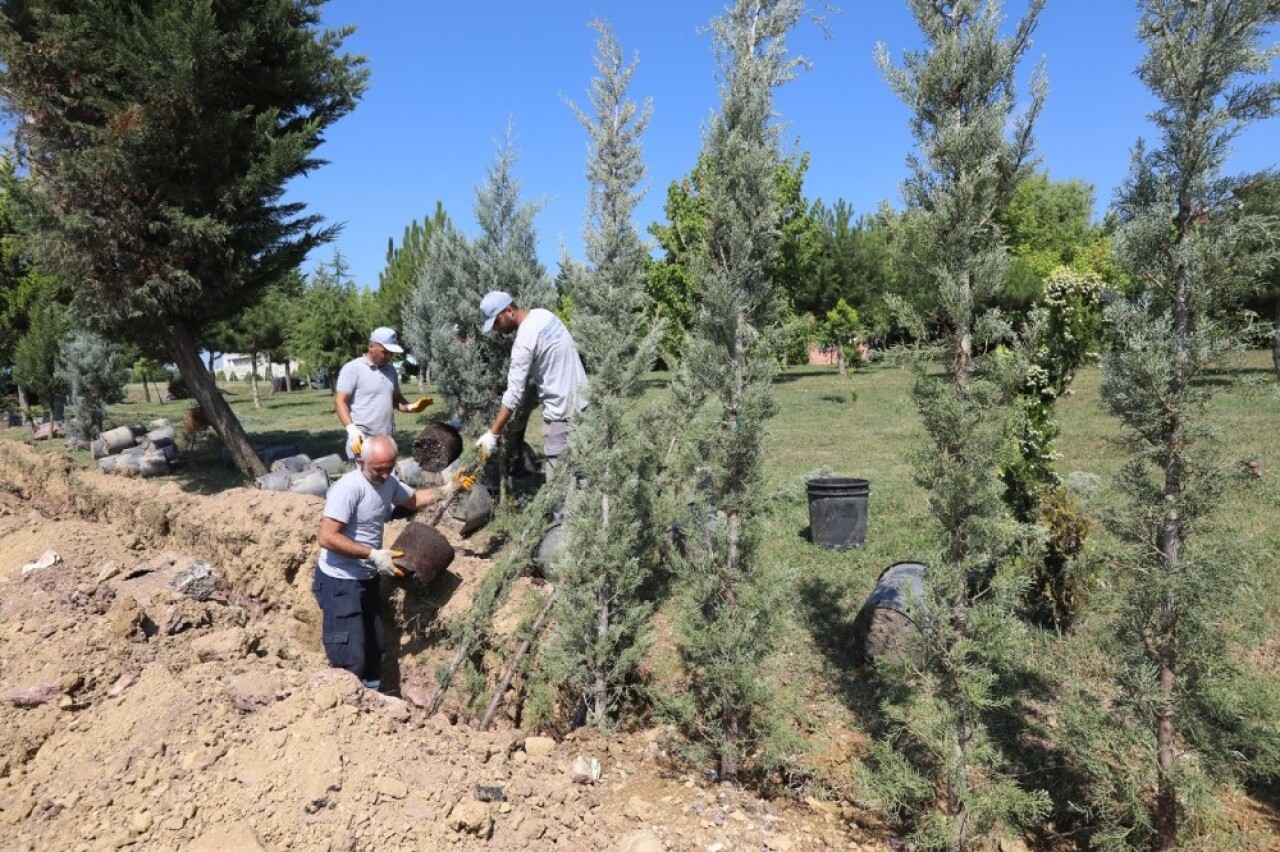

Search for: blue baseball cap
xmin=479 ymin=291 xmax=514 ymax=334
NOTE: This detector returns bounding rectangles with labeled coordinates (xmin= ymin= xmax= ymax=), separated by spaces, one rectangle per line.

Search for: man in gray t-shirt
xmin=335 ymin=327 xmax=432 ymax=461
xmin=313 ymin=435 xmax=468 ymax=690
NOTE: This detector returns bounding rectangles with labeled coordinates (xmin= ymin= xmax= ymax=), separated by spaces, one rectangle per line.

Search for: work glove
xmin=445 ymin=470 xmax=477 ymax=494
xmin=367 ymin=548 xmax=405 ymax=578
xmin=345 ymin=423 xmax=365 ymax=458
xmin=475 ymin=431 xmax=499 ymax=461
xmin=405 ymin=396 xmax=433 ymax=413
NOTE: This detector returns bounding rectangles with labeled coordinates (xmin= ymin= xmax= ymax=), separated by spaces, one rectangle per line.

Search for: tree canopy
xmin=0 ymin=0 xmax=368 ymax=477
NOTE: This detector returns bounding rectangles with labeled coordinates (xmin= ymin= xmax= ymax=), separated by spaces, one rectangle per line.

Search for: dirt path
xmin=0 ymin=441 xmax=877 ymax=851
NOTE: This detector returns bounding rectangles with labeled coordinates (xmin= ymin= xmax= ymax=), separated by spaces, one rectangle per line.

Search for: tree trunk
xmin=141 ymin=376 xmax=152 ymax=403
xmin=720 ymin=714 xmax=739 ymax=782
xmin=1272 ymin=299 xmax=1279 ymax=379
xmin=836 ymin=349 xmax=847 ymax=377
xmin=162 ymin=319 xmax=266 ymax=480
xmin=1156 ymin=654 xmax=1177 ymax=850
xmin=480 ymin=588 xmax=557 ymax=730
xmin=249 ymin=350 xmax=262 ymax=410
xmin=265 ymin=359 xmax=276 ymax=394
xmin=17 ymin=385 xmax=31 ymax=425
xmin=284 ymin=359 xmax=294 ymax=391
xmin=593 ymin=491 xmax=612 ymax=727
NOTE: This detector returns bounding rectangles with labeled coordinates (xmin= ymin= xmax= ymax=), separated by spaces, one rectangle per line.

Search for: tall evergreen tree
xmin=1100 ymin=3 xmax=1280 ymax=848
xmin=859 ymin=2 xmax=1051 ymax=849
xmin=404 ymin=128 xmax=549 ymax=431
xmin=0 ymin=0 xmax=367 ymax=478
xmin=11 ymin=292 xmax=66 ymax=417
xmin=289 ymin=252 xmax=366 ymax=392
xmin=57 ymin=328 xmax=126 ymax=441
xmin=542 ymin=19 xmax=663 ymax=729
xmin=662 ymin=0 xmax=807 ymax=782
xmin=377 ymin=202 xmax=449 ymax=335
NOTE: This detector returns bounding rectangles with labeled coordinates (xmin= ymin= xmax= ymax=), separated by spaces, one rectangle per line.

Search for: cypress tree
xmin=0 ymin=0 xmax=367 ymax=478
xmin=859 ymin=2 xmax=1051 ymax=848
xmin=541 ymin=19 xmax=663 ymax=729
xmin=663 ymin=0 xmax=807 ymax=783
xmin=1100 ymin=2 xmax=1280 ymax=847
xmin=57 ymin=328 xmax=126 ymax=441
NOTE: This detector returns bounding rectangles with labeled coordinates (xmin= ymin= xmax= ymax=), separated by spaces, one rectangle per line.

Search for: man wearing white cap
xmin=476 ymin=292 xmax=587 ymax=475
xmin=335 ymin=327 xmax=432 ymax=461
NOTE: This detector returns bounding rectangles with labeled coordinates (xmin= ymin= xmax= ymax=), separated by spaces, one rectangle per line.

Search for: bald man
xmin=313 ymin=435 xmax=460 ymax=690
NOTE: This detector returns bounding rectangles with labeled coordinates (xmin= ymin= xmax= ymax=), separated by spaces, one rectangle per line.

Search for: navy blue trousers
xmin=312 ymin=568 xmax=383 ymax=686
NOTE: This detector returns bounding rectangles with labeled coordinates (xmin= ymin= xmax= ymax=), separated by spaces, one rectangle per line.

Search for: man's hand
xmin=475 ymin=431 xmax=499 ymax=460
xmin=367 ymin=548 xmax=405 ymax=578
xmin=405 ymin=396 xmax=433 ymax=413
xmin=444 ymin=470 xmax=477 ymax=495
xmin=345 ymin=423 xmax=365 ymax=458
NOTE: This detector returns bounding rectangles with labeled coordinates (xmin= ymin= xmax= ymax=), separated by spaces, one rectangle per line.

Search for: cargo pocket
xmin=320 ymin=583 xmax=365 ymax=673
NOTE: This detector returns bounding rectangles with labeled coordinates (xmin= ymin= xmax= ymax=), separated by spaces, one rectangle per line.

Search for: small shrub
xmin=167 ymin=375 xmax=192 ymax=400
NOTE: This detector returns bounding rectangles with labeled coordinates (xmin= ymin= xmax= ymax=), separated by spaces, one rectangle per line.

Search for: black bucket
xmin=806 ymin=477 xmax=870 ymax=549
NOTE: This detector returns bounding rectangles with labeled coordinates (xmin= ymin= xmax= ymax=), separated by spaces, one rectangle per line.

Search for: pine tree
xmin=0 ymin=0 xmax=367 ymax=479
xmin=541 ymin=19 xmax=663 ymax=729
xmin=404 ymin=128 xmax=550 ymax=433
xmin=378 ymin=202 xmax=450 ymax=336
xmin=859 ymin=2 xmax=1051 ymax=848
xmin=1100 ymin=3 xmax=1280 ymax=848
xmin=662 ymin=0 xmax=808 ymax=783
xmin=289 ymin=253 xmax=367 ymax=392
xmin=11 ymin=293 xmax=67 ymax=419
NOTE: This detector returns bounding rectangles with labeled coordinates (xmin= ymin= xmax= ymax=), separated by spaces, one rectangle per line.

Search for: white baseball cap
xmin=369 ymin=327 xmax=404 ymax=354
xmin=479 ymin=291 xmax=514 ymax=334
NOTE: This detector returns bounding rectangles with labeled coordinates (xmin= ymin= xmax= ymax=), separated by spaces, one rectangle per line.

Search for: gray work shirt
xmin=501 ymin=308 xmax=588 ymax=422
xmin=317 ymin=468 xmax=413 ymax=581
xmin=336 ymin=355 xmax=401 ymax=438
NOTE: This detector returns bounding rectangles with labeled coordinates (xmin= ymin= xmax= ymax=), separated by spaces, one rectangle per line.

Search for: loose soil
xmin=0 ymin=441 xmax=877 ymax=851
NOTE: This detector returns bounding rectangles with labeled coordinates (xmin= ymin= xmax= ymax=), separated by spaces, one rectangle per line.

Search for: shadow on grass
xmin=799 ymin=569 xmax=1100 ymax=844
xmin=163 ymin=428 xmax=347 ymax=495
xmin=796 ymin=573 xmax=881 ymax=725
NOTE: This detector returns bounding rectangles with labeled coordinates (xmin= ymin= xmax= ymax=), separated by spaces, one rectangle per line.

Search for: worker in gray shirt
xmin=314 ymin=435 xmax=471 ymax=690
xmin=335 ymin=326 xmax=432 ymax=461
xmin=474 ymin=292 xmax=588 ymax=476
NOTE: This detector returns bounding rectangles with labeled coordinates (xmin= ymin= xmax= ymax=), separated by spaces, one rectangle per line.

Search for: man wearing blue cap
xmin=335 ymin=327 xmax=433 ymax=462
xmin=476 ymin=292 xmax=587 ymax=475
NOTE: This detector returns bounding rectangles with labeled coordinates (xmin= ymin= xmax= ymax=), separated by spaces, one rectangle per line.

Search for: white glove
xmin=345 ymin=423 xmax=365 ymax=458
xmin=475 ymin=431 xmax=499 ymax=460
xmin=367 ymin=548 xmax=404 ymax=578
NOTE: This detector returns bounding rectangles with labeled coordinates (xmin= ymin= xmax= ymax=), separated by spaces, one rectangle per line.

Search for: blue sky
xmin=293 ymin=1 xmax=1279 ymax=291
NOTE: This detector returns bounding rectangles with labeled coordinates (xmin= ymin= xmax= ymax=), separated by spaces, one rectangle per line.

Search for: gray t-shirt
xmin=317 ymin=468 xmax=414 ymax=580
xmin=336 ymin=355 xmax=401 ymax=438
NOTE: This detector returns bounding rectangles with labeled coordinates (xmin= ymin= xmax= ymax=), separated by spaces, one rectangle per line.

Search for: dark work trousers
xmin=312 ymin=568 xmax=383 ymax=687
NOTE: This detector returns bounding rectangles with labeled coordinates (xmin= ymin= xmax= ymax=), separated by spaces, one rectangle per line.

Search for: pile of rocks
xmin=92 ymin=418 xmax=178 ymax=478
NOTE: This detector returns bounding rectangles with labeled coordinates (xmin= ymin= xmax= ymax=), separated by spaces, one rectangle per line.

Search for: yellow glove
xmin=405 ymin=396 xmax=433 ymax=413
xmin=345 ymin=423 xmax=365 ymax=459
xmin=447 ymin=471 xmax=477 ymax=494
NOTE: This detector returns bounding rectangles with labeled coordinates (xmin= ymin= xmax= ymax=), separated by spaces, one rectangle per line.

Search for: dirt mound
xmin=0 ymin=443 xmax=872 ymax=850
